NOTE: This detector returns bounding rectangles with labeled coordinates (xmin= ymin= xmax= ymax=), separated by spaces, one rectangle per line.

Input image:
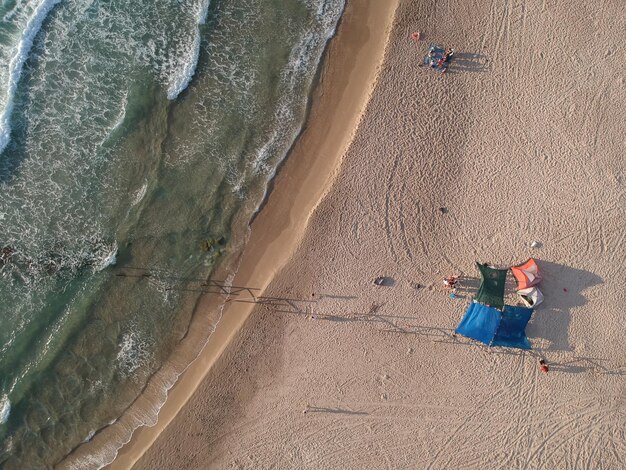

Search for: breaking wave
xmin=0 ymin=0 xmax=61 ymax=155
xmin=166 ymin=0 xmax=210 ymax=100
xmin=0 ymin=395 xmax=10 ymax=424
xmin=1 ymin=237 xmax=117 ymax=284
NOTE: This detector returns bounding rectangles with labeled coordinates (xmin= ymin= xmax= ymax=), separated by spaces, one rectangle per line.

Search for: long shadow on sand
xmin=114 ymin=267 xmax=357 ymax=312
xmin=424 ymin=261 xmax=603 ymax=353
xmin=448 ymin=52 xmax=489 ymax=73
xmin=304 ymin=406 xmax=368 ymax=416
xmin=527 ymin=259 xmax=603 ymax=352
xmin=308 ymin=310 xmax=626 ymax=376
xmin=548 ymin=356 xmax=626 ymax=376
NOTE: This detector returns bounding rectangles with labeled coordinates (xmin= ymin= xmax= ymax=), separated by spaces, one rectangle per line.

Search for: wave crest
xmin=0 ymin=395 xmax=10 ymax=424
xmin=0 ymin=0 xmax=61 ymax=155
xmin=165 ymin=0 xmax=210 ymax=100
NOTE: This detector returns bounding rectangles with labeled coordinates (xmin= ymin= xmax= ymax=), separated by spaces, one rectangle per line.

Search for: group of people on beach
xmin=411 ymin=32 xmax=454 ymax=72
xmin=427 ymin=46 xmax=454 ymax=70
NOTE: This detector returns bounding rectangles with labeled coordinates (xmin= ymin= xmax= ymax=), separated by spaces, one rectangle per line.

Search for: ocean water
xmin=0 ymin=0 xmax=344 ymax=467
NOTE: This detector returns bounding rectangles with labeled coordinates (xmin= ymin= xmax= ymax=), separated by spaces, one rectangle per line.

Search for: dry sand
xmin=132 ymin=0 xmax=625 ymax=468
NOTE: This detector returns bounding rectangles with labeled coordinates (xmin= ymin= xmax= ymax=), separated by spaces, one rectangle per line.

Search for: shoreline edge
xmin=106 ymin=1 xmax=400 ymax=467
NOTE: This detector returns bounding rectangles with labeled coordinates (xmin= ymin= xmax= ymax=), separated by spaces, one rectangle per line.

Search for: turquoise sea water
xmin=0 ymin=0 xmax=343 ymax=467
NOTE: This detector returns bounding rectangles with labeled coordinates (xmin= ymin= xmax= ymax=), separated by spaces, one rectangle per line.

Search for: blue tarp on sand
xmin=456 ymin=302 xmax=534 ymax=349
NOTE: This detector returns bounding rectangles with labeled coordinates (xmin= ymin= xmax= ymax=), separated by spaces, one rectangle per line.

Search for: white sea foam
xmin=250 ymin=130 xmax=278 ymax=173
xmin=131 ymin=181 xmax=148 ymax=206
xmin=166 ymin=32 xmax=201 ymax=100
xmin=7 ymin=1 xmax=346 ymax=467
xmin=65 ymin=275 xmax=233 ymax=470
xmin=108 ymin=89 xmax=129 ymax=135
xmin=248 ymin=0 xmax=345 ymax=216
xmin=241 ymin=0 xmax=345 ymax=192
xmin=0 ymin=0 xmax=61 ymax=155
xmin=166 ymin=0 xmax=210 ymax=100
xmin=0 ymin=394 xmax=10 ymax=424
xmin=116 ymin=328 xmax=150 ymax=377
xmin=92 ymin=242 xmax=117 ymax=272
xmin=198 ymin=0 xmax=210 ymax=25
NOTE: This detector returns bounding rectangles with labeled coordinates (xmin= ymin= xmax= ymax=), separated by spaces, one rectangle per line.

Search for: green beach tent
xmin=474 ymin=262 xmax=508 ymax=311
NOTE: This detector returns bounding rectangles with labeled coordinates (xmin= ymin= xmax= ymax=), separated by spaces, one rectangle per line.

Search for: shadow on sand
xmin=438 ymin=260 xmax=603 ymax=353
xmin=304 ymin=406 xmax=368 ymax=416
xmin=548 ymin=356 xmax=626 ymax=376
xmin=114 ymin=263 xmax=619 ymax=375
xmin=527 ymin=259 xmax=603 ymax=352
xmin=448 ymin=52 xmax=489 ymax=73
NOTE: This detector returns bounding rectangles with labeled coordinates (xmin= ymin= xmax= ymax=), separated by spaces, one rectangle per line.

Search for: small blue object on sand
xmin=450 ymin=293 xmax=456 ymax=299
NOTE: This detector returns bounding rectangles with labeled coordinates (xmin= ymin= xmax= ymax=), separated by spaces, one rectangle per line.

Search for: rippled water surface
xmin=0 ymin=0 xmax=344 ymax=467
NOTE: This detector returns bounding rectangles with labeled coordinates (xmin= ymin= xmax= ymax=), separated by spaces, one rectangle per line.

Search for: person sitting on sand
xmin=443 ymin=48 xmax=454 ymax=62
xmin=539 ymin=359 xmax=549 ymax=373
xmin=443 ymin=275 xmax=458 ymax=289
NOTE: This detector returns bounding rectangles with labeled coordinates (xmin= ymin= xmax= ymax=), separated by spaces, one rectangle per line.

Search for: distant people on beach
xmin=539 ymin=359 xmax=549 ymax=373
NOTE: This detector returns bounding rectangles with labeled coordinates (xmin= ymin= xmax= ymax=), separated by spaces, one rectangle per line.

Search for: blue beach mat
xmin=456 ymin=302 xmax=534 ymax=349
xmin=423 ymin=44 xmax=449 ymax=70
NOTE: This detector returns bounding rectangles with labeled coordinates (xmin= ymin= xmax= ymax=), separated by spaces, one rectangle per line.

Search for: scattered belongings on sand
xmin=512 ymin=258 xmax=544 ymax=307
xmin=374 ymin=276 xmax=395 ymax=287
xmin=454 ymin=259 xmax=544 ymax=350
xmin=517 ymin=286 xmax=544 ymax=308
xmin=512 ymin=259 xmax=542 ymax=289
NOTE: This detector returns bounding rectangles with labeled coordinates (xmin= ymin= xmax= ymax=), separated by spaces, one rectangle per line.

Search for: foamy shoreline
xmin=60 ymin=1 xmax=399 ymax=468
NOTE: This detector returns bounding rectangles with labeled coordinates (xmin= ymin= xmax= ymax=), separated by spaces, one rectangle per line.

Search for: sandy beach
xmin=123 ymin=0 xmax=623 ymax=467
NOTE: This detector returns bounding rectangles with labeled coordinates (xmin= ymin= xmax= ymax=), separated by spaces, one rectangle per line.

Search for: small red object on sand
xmin=411 ymin=31 xmax=421 ymax=41
xmin=563 ymin=288 xmax=568 ymax=292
